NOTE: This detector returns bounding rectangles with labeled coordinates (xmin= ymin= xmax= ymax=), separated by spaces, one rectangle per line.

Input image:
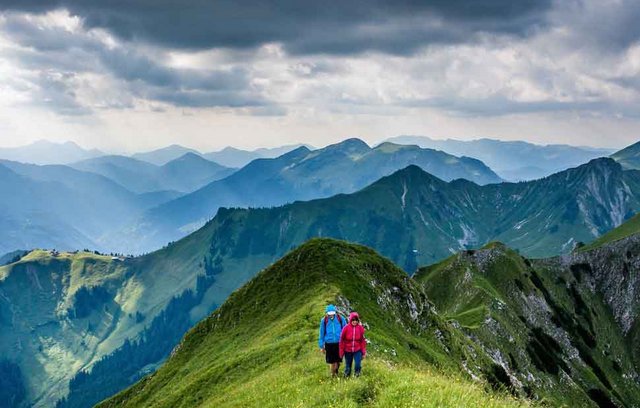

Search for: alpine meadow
xmin=1 ymin=1 xmax=640 ymax=408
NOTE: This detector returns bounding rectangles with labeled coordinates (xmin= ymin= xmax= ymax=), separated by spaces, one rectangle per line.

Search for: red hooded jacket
xmin=339 ymin=312 xmax=366 ymax=357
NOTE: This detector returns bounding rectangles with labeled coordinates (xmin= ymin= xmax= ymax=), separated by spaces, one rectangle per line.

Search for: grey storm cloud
xmin=1 ymin=0 xmax=640 ymax=119
xmin=0 ymin=11 xmax=272 ymax=113
xmin=551 ymin=0 xmax=640 ymax=53
xmin=3 ymin=15 xmax=252 ymax=90
xmin=0 ymin=0 xmax=554 ymax=54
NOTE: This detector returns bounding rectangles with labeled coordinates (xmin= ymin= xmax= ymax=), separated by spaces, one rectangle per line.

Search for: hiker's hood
xmin=325 ymin=304 xmax=336 ymax=314
xmin=349 ymin=312 xmax=360 ymax=322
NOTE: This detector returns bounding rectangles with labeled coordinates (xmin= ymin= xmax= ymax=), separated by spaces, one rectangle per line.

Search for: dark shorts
xmin=325 ymin=342 xmax=342 ymax=364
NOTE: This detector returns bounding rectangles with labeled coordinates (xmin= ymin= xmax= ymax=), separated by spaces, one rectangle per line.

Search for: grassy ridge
xmin=99 ymin=239 xmax=527 ymax=408
xmin=580 ymin=213 xmax=640 ymax=251
xmin=416 ymin=243 xmax=640 ymax=407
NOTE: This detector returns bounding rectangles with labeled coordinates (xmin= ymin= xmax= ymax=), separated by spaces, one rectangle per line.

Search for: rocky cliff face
xmin=417 ymin=238 xmax=640 ymax=407
xmin=101 ymin=236 xmax=640 ymax=408
xmin=559 ymin=234 xmax=640 ymax=363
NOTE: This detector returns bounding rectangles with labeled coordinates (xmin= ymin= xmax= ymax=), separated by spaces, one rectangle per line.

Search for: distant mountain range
xmin=130 ymin=144 xmax=201 ymax=165
xmin=70 ymin=153 xmax=234 ymax=194
xmin=110 ymin=139 xmax=503 ymax=253
xmin=0 ymin=160 xmax=184 ymax=255
xmin=0 ymin=137 xmax=635 ymax=257
xmin=5 ymin=204 xmax=640 ymax=407
xmin=387 ymin=135 xmax=615 ymax=181
xmin=0 ymin=137 xmax=622 ymax=181
xmin=202 ymin=144 xmax=315 ymax=168
xmin=155 ymin=157 xmax=639 ymax=274
xmin=0 ymin=140 xmax=311 ymax=169
xmin=0 ymin=150 xmax=265 ymax=254
xmin=99 ymin=236 xmax=640 ymax=408
xmin=0 ymin=138 xmax=502 ymax=255
xmin=0 ymin=140 xmax=104 ymax=165
xmin=3 ymin=136 xmax=640 ymax=408
xmin=131 ymin=143 xmax=313 ymax=167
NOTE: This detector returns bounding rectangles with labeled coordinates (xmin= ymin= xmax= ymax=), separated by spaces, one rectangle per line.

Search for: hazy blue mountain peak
xmin=386 ymin=135 xmax=615 ymax=181
xmin=611 ymin=140 xmax=640 ymax=170
xmin=0 ymin=140 xmax=104 ymax=165
xmin=163 ymin=152 xmax=215 ymax=166
xmin=131 ymin=144 xmax=201 ymax=165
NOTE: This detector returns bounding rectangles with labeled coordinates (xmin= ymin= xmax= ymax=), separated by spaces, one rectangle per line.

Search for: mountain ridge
xmin=70 ymin=153 xmax=234 ymax=194
xmin=5 ymin=159 xmax=640 ymax=408
xmin=0 ymin=140 xmax=104 ymax=165
xmin=129 ymin=143 xmax=314 ymax=167
xmin=0 ymin=159 xmax=181 ymax=254
xmin=3 ymin=155 xmax=640 ymax=407
xmin=387 ymin=135 xmax=615 ymax=181
xmin=611 ymin=140 xmax=640 ymax=170
xmin=96 ymin=238 xmax=527 ymax=408
xmin=99 ymin=237 xmax=640 ymax=407
xmin=113 ymin=139 xmax=502 ymax=254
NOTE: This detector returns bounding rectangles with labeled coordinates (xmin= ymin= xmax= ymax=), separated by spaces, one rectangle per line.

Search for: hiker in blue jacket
xmin=318 ymin=304 xmax=347 ymax=377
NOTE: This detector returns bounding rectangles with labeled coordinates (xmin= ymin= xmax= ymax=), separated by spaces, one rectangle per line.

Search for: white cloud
xmin=0 ymin=1 xmax=639 ymax=151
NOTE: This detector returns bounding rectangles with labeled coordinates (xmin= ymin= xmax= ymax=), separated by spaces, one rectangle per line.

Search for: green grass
xmin=100 ymin=290 xmax=526 ymax=408
xmin=98 ymin=239 xmax=530 ymax=408
xmin=580 ymin=213 xmax=640 ymax=251
xmin=415 ymin=242 xmax=640 ymax=407
xmin=447 ymin=305 xmax=489 ymax=329
xmin=196 ymin=344 xmax=528 ymax=408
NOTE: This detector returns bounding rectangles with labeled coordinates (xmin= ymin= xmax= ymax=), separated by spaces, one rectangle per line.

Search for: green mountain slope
xmin=0 ymin=250 xmax=28 ymax=266
xmin=166 ymin=158 xmax=640 ymax=279
xmin=580 ymin=212 xmax=640 ymax=251
xmin=101 ymin=237 xmax=640 ymax=407
xmin=415 ymin=240 xmax=640 ymax=408
xmin=5 ymin=159 xmax=640 ymax=407
xmin=0 ymin=221 xmax=223 ymax=407
xmin=98 ymin=239 xmax=526 ymax=408
xmin=611 ymin=140 xmax=640 ymax=170
xmin=115 ymin=139 xmax=502 ymax=254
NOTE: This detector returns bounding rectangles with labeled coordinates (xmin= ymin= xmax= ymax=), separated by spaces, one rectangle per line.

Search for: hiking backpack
xmin=323 ymin=314 xmax=345 ymax=334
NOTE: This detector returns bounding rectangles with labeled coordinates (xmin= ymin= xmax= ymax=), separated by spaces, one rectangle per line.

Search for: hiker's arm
xmin=361 ymin=328 xmax=367 ymax=357
xmin=318 ymin=319 xmax=325 ymax=349
xmin=338 ymin=327 xmax=345 ymax=357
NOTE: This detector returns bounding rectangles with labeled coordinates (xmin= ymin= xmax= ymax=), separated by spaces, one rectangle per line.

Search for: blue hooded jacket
xmin=318 ymin=306 xmax=346 ymax=348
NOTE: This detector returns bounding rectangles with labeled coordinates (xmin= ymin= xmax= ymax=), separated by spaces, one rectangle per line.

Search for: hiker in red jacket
xmin=339 ymin=311 xmax=366 ymax=377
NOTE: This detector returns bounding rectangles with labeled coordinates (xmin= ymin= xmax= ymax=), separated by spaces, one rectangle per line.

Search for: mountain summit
xmin=97 ymin=239 xmax=524 ymax=408
xmin=99 ymin=237 xmax=640 ymax=407
xmin=387 ymin=136 xmax=615 ymax=181
xmin=6 ymin=193 xmax=640 ymax=407
xmin=115 ymin=139 xmax=501 ymax=253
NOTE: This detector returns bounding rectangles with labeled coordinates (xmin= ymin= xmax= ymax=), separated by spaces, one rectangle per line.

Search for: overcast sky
xmin=0 ymin=0 xmax=639 ymax=152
